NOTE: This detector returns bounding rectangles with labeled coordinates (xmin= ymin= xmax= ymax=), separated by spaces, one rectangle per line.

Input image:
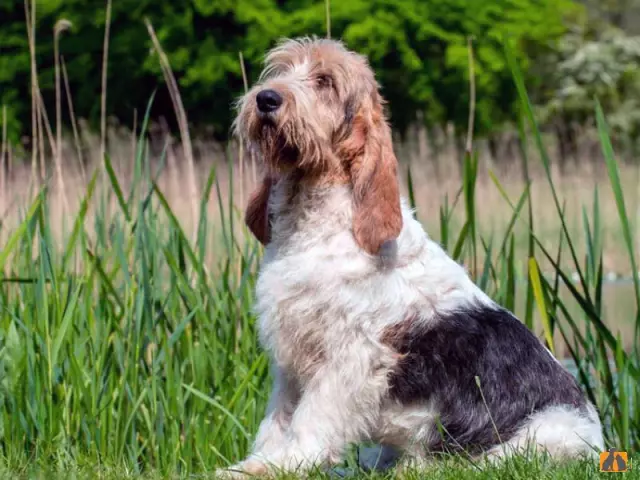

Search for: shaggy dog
xmin=222 ymin=37 xmax=604 ymax=477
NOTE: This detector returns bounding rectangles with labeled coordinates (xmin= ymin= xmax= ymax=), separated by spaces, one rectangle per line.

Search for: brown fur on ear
xmin=245 ymin=175 xmax=275 ymax=245
xmin=341 ymin=94 xmax=402 ymax=255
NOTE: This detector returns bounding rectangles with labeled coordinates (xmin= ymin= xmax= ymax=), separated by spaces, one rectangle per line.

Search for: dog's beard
xmin=254 ymin=122 xmax=299 ymax=171
xmin=245 ymin=111 xmax=328 ymax=174
xmin=251 ymin=118 xmax=316 ymax=171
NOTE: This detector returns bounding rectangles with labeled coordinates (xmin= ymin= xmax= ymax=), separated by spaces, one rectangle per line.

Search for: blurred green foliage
xmin=0 ymin=0 xmax=583 ymax=144
xmin=535 ymin=25 xmax=640 ymax=156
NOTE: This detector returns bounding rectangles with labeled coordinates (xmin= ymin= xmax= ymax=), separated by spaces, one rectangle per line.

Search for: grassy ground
xmin=1 ymin=452 xmax=637 ymax=479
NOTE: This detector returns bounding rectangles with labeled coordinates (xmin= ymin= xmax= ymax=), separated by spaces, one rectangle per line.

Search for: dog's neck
xmin=266 ymin=171 xmax=354 ymax=248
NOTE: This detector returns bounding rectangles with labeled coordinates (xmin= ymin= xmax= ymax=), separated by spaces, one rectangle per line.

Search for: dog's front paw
xmin=216 ymin=457 xmax=270 ymax=478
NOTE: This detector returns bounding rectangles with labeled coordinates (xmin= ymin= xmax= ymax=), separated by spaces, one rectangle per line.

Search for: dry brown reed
xmin=1 ymin=121 xmax=638 ymax=277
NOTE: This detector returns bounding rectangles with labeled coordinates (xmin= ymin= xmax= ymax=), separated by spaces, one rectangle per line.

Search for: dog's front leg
xmin=251 ymin=367 xmax=299 ymax=457
xmin=219 ymin=367 xmax=299 ymax=478
xmin=264 ymin=345 xmax=393 ymax=474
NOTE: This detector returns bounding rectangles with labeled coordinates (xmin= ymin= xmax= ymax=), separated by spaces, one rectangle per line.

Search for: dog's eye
xmin=315 ymin=74 xmax=333 ymax=89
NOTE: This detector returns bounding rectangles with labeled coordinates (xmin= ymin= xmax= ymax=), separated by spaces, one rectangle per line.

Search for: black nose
xmin=256 ymin=89 xmax=282 ymax=113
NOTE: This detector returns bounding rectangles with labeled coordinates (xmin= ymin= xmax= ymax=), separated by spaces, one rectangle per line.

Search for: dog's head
xmin=235 ymin=37 xmax=402 ymax=255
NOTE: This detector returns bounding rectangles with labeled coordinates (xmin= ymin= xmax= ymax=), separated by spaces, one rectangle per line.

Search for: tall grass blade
xmin=0 ymin=194 xmax=42 ymax=272
xmin=595 ymin=102 xmax=640 ymax=320
xmin=528 ymin=257 xmax=554 ymax=355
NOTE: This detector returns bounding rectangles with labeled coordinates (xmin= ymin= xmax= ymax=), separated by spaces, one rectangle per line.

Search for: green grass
xmin=0 ymin=33 xmax=639 ymax=480
xmin=1 ymin=451 xmax=637 ymax=479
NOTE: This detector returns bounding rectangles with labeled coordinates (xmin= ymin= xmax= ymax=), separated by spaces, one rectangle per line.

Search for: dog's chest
xmin=253 ymin=247 xmax=358 ymax=380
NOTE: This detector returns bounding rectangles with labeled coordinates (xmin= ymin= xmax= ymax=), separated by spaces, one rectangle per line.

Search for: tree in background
xmin=533 ymin=6 xmax=640 ymax=164
xmin=0 ymin=0 xmax=287 ymax=143
xmin=581 ymin=0 xmax=640 ymax=34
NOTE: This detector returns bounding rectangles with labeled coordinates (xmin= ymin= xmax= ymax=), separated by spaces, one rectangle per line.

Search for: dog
xmin=222 ymin=36 xmax=604 ymax=477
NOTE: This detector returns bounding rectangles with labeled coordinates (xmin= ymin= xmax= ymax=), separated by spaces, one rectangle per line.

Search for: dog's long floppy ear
xmin=245 ymin=175 xmax=275 ymax=245
xmin=342 ymin=91 xmax=402 ymax=255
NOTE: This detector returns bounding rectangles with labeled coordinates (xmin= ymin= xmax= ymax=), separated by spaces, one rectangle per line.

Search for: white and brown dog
xmin=224 ymin=37 xmax=604 ymax=477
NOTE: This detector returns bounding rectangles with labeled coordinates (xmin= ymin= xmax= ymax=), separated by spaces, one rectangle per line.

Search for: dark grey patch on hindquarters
xmin=357 ymin=444 xmax=401 ymax=471
xmin=383 ymin=303 xmax=587 ymax=455
xmin=328 ymin=445 xmax=400 ymax=478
